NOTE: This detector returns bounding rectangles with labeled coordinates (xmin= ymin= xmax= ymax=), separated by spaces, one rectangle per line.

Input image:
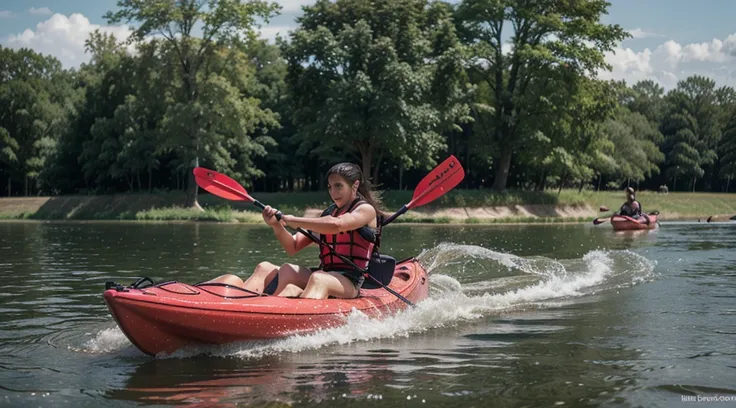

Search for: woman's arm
xmin=262 ymin=205 xmax=313 ymax=256
xmin=271 ymin=224 xmax=314 ymax=256
xmin=281 ymin=204 xmax=377 ymax=235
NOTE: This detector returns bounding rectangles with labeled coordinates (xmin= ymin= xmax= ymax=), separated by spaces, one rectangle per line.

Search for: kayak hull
xmin=104 ymin=258 xmax=429 ymax=356
xmin=610 ymin=214 xmax=658 ymax=231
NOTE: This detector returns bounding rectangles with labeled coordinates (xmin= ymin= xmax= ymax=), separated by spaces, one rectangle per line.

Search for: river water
xmin=0 ymin=221 xmax=734 ymax=407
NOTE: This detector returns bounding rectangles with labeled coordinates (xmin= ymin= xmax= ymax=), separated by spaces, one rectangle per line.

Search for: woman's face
xmin=327 ymin=174 xmax=358 ymax=207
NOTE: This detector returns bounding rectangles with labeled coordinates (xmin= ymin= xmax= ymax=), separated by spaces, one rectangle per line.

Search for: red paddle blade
xmin=408 ymin=155 xmax=465 ymax=209
xmin=193 ymin=167 xmax=252 ymax=202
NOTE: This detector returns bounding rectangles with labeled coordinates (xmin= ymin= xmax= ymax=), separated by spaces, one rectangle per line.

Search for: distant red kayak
xmin=104 ymin=258 xmax=429 ymax=356
xmin=610 ymin=214 xmax=658 ymax=231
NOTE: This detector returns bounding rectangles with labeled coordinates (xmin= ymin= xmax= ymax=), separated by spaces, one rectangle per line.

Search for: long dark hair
xmin=327 ymin=162 xmax=385 ymax=216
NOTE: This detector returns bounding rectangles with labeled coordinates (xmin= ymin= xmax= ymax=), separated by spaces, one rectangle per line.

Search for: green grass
xmin=0 ymin=211 xmax=33 ymax=220
xmin=578 ymin=190 xmax=736 ymax=219
xmin=1 ymin=189 xmax=734 ymax=222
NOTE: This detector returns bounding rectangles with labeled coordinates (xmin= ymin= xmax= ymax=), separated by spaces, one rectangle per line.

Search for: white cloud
xmin=0 ymin=10 xmax=13 ymax=18
xmin=278 ymin=0 xmax=316 ymax=13
xmin=600 ymin=33 xmax=736 ymax=89
xmin=2 ymin=13 xmax=132 ymax=68
xmin=28 ymin=7 xmax=52 ymax=15
xmin=627 ymin=28 xmax=664 ymax=39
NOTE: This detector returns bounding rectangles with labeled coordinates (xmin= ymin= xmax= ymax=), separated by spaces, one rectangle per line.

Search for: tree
xmin=555 ymin=78 xmax=620 ymax=192
xmin=106 ymin=0 xmax=280 ymax=207
xmin=627 ymin=79 xmax=665 ymax=124
xmin=0 ymin=46 xmax=68 ymax=196
xmin=718 ymin=87 xmax=736 ymax=192
xmin=604 ymin=107 xmax=664 ymax=186
xmin=243 ymin=39 xmax=302 ymax=192
xmin=77 ymin=33 xmax=138 ymax=190
xmin=661 ymin=76 xmax=720 ymax=191
xmin=456 ymin=0 xmax=628 ymax=191
xmin=283 ymin=0 xmax=469 ymax=184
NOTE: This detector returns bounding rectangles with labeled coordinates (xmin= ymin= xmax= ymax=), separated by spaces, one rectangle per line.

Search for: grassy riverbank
xmin=1 ymin=189 xmax=735 ymax=223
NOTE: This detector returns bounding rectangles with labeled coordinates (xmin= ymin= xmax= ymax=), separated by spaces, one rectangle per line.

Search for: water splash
xmin=79 ymin=243 xmax=657 ymax=358
xmin=70 ymin=327 xmax=132 ymax=354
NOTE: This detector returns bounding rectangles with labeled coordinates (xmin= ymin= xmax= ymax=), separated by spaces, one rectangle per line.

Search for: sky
xmin=1 ymin=0 xmax=735 ymax=90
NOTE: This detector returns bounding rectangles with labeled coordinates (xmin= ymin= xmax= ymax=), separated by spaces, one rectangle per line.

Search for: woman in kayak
xmin=204 ymin=162 xmax=383 ymax=299
xmin=616 ymin=187 xmax=650 ymax=223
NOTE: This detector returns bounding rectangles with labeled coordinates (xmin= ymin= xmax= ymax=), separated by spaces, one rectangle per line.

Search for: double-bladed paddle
xmin=193 ymin=156 xmax=466 ymax=306
xmin=382 ymin=155 xmax=465 ymax=226
xmin=593 ymin=206 xmax=611 ymax=225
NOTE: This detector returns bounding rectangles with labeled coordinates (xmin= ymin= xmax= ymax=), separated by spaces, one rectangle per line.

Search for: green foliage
xmin=4 ymin=1 xmax=736 ymax=200
xmin=283 ymin=0 xmax=469 ymax=182
xmin=456 ymin=0 xmax=629 ymax=190
xmin=603 ymin=106 xmax=665 ymax=183
xmin=104 ymin=0 xmax=280 ymax=205
xmin=661 ymin=76 xmax=721 ymax=191
xmin=626 ymin=79 xmax=666 ymax=123
xmin=0 ymin=46 xmax=70 ymax=196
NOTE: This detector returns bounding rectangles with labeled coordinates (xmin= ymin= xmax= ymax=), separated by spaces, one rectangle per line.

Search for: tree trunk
xmin=372 ymin=149 xmax=383 ymax=186
xmin=558 ymin=171 xmax=567 ymax=195
xmin=578 ymin=179 xmax=584 ymax=193
xmin=692 ymin=176 xmax=696 ymax=193
xmin=148 ymin=169 xmax=152 ymax=192
xmin=491 ymin=147 xmax=512 ymax=191
xmin=137 ymin=172 xmax=142 ymax=192
xmin=184 ymin=156 xmax=202 ymax=210
xmin=7 ymin=176 xmax=10 ymax=197
xmin=597 ymin=173 xmax=602 ymax=192
xmin=673 ymin=174 xmax=677 ymax=192
xmin=24 ymin=175 xmax=28 ymax=197
xmin=360 ymin=148 xmax=372 ymax=184
xmin=537 ymin=170 xmax=547 ymax=191
xmin=727 ymin=176 xmax=731 ymax=193
xmin=398 ymin=163 xmax=403 ymax=190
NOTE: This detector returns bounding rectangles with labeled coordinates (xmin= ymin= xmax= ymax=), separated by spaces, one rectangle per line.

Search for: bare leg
xmin=277 ymin=283 xmax=305 ymax=298
xmin=242 ymin=261 xmax=279 ymax=292
xmin=272 ymin=264 xmax=312 ymax=297
xmin=300 ymin=271 xmax=359 ymax=300
xmin=202 ymin=274 xmax=245 ymax=287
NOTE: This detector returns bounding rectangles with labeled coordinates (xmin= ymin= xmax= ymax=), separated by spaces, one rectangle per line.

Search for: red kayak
xmin=610 ymin=214 xmax=658 ymax=231
xmin=104 ymin=257 xmax=429 ymax=356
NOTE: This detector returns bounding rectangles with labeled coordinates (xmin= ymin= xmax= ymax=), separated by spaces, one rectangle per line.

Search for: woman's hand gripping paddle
xmin=193 ymin=167 xmax=415 ymax=305
xmin=193 ymin=156 xmax=467 ymax=306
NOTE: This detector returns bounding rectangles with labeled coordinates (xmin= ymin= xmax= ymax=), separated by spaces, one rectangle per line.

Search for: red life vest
xmin=318 ymin=198 xmax=378 ymax=272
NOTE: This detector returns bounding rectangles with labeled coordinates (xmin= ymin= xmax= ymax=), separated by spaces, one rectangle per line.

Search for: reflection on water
xmin=0 ymin=221 xmax=734 ymax=407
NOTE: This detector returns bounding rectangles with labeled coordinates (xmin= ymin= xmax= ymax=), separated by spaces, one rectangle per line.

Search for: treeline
xmin=1 ymin=0 xmax=735 ymax=205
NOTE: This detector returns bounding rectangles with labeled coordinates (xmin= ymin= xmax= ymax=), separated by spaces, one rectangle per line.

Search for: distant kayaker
xmin=616 ymin=187 xmax=650 ymax=223
xmin=204 ymin=162 xmax=384 ymax=299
